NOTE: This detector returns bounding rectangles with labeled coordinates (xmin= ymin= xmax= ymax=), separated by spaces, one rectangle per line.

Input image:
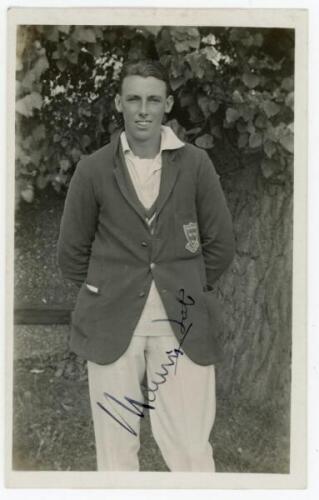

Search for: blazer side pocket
xmin=85 ymin=283 xmax=100 ymax=294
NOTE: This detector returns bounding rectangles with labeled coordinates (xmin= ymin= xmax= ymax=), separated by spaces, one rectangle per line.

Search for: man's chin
xmin=131 ymin=129 xmax=155 ymax=141
xmin=125 ymin=124 xmax=161 ymax=144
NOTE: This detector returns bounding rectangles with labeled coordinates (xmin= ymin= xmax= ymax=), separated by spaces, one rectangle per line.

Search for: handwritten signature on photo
xmin=96 ymin=288 xmax=195 ymax=436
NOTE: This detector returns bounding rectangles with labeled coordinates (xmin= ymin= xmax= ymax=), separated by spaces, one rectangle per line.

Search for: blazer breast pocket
xmin=175 ymin=213 xmax=202 ymax=258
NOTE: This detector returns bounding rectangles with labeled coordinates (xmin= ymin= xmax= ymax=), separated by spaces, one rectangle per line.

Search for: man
xmin=57 ymin=59 xmax=235 ymax=472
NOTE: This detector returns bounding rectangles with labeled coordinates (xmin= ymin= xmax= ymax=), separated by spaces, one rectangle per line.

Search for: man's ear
xmin=165 ymin=95 xmax=174 ymax=114
xmin=114 ymin=94 xmax=122 ymax=113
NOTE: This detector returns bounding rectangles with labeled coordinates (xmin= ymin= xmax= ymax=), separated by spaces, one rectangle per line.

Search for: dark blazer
xmin=57 ymin=131 xmax=235 ymax=366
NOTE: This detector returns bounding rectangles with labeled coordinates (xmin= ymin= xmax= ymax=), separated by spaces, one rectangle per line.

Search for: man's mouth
xmin=136 ymin=120 xmax=151 ymax=124
xmin=135 ymin=120 xmax=152 ymax=129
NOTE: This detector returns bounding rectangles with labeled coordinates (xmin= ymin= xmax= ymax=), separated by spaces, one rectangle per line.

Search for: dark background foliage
xmin=15 ymin=25 xmax=294 ymax=202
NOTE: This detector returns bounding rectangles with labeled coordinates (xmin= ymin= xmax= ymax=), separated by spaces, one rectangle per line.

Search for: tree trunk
xmin=215 ymin=154 xmax=293 ymax=408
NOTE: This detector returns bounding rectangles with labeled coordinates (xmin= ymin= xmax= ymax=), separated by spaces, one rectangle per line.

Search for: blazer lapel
xmin=156 ymin=150 xmax=181 ymax=217
xmin=113 ymin=141 xmax=147 ymax=224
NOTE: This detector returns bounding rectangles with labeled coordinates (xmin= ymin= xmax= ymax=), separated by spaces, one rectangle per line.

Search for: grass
xmin=12 ymin=348 xmax=290 ymax=473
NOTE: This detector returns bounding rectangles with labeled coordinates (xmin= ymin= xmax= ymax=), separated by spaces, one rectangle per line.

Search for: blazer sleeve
xmin=196 ymin=149 xmax=235 ymax=290
xmin=57 ymin=160 xmax=99 ymax=287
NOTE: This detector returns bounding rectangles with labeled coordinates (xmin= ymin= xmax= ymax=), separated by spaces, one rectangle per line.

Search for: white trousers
xmin=87 ymin=335 xmax=216 ymax=471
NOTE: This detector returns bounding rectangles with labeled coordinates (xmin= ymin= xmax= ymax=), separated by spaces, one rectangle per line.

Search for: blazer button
xmin=141 ymin=241 xmax=148 ymax=247
xmin=139 ymin=291 xmax=146 ymax=297
xmin=150 ymin=262 xmax=155 ymax=270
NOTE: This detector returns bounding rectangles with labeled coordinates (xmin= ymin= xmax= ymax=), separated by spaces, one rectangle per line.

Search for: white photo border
xmin=5 ymin=5 xmax=308 ymax=491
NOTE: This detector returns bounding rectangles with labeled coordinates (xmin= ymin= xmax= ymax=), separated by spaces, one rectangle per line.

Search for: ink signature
xmin=96 ymin=288 xmax=195 ymax=436
xmin=153 ymin=287 xmax=195 ymax=374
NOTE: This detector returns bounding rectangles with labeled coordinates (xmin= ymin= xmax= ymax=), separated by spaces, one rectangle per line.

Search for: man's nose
xmin=138 ymin=100 xmax=148 ymax=115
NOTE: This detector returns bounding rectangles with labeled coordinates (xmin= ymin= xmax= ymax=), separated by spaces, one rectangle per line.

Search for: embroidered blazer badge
xmin=183 ymin=222 xmax=200 ymax=253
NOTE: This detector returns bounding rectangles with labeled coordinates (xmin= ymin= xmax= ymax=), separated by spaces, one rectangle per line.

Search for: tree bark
xmin=215 ymin=154 xmax=293 ymax=407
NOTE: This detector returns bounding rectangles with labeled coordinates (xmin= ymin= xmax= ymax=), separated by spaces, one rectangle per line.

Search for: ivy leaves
xmin=170 ymin=27 xmax=201 ymax=53
xmin=195 ymin=134 xmax=214 ymax=149
xmin=155 ymin=26 xmax=294 ymax=180
xmin=242 ymin=72 xmax=260 ymax=89
xmin=16 ymin=92 xmax=43 ymax=117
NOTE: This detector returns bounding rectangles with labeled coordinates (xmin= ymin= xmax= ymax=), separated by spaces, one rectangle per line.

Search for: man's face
xmin=115 ymin=75 xmax=174 ymax=143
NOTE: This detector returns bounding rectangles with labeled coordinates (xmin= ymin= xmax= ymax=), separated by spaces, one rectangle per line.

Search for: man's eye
xmin=150 ymin=97 xmax=161 ymax=102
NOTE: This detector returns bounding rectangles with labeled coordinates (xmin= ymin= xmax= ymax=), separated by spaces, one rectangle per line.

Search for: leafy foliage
xmin=15 ymin=25 xmax=294 ymax=204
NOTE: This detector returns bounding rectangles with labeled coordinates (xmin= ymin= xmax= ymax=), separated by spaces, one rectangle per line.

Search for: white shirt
xmin=120 ymin=126 xmax=184 ymax=336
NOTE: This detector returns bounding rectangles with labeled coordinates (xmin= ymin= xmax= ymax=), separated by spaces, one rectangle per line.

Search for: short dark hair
xmin=118 ymin=59 xmax=171 ymax=95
